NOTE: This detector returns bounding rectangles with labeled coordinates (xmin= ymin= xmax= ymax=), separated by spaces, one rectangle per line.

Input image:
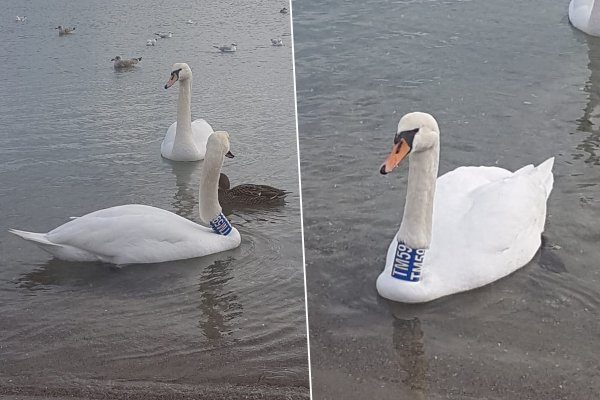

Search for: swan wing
xmin=191 ymin=119 xmax=214 ymax=149
xmin=42 ymin=205 xmax=237 ymax=264
xmin=425 ymin=158 xmax=554 ymax=293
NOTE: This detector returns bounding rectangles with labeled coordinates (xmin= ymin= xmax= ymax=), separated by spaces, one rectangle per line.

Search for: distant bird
xmin=111 ymin=56 xmax=142 ymax=69
xmin=280 ymin=7 xmax=288 ymax=14
xmin=218 ymin=173 xmax=289 ymax=206
xmin=186 ymin=19 xmax=194 ymax=24
xmin=213 ymin=43 xmax=237 ymax=53
xmin=155 ymin=31 xmax=173 ymax=38
xmin=56 ymin=25 xmax=75 ymax=35
xmin=270 ymin=38 xmax=283 ymax=46
xmin=15 ymin=16 xmax=27 ymax=22
xmin=146 ymin=38 xmax=158 ymax=46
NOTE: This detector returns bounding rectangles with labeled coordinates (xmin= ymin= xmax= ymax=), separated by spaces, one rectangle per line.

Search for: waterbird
xmin=9 ymin=132 xmax=240 ymax=265
xmin=111 ymin=56 xmax=142 ymax=69
xmin=161 ymin=63 xmax=214 ymax=161
xmin=218 ymin=173 xmax=289 ymax=206
xmin=376 ymin=112 xmax=554 ymax=303
xmin=213 ymin=43 xmax=237 ymax=53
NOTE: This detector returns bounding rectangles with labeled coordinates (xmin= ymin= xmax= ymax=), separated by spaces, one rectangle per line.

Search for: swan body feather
xmin=569 ymin=0 xmax=600 ymax=36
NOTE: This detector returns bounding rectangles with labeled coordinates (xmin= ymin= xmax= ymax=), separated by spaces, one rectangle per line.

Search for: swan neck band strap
xmin=209 ymin=212 xmax=233 ymax=236
xmin=391 ymin=241 xmax=424 ymax=282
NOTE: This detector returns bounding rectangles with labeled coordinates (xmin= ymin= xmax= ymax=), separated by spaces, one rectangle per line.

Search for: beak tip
xmin=380 ymin=165 xmax=388 ymax=175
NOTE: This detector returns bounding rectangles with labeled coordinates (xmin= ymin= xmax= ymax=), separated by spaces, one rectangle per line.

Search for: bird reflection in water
xmin=392 ymin=317 xmax=427 ymax=399
xmin=197 ymin=257 xmax=243 ymax=340
xmin=574 ymin=35 xmax=600 ymax=166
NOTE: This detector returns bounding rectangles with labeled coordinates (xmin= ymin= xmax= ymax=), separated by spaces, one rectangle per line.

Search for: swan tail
xmin=535 ymin=157 xmax=555 ymax=199
xmin=9 ymin=229 xmax=61 ymax=248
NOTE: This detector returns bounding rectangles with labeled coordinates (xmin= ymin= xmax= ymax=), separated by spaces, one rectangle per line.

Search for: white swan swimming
xmin=9 ymin=131 xmax=240 ymax=265
xmin=376 ymin=112 xmax=554 ymax=303
xmin=161 ymin=63 xmax=214 ymax=161
xmin=569 ymin=0 xmax=600 ymax=36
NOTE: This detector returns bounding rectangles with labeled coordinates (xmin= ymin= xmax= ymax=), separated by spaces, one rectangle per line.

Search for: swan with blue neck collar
xmin=9 ymin=131 xmax=240 ymax=265
xmin=377 ymin=112 xmax=554 ymax=303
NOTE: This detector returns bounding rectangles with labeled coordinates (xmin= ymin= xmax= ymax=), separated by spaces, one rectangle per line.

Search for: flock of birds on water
xmin=9 ymin=7 xmax=292 ymax=267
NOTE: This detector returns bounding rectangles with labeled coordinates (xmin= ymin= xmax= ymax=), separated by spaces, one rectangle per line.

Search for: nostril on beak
xmin=380 ymin=165 xmax=388 ymax=175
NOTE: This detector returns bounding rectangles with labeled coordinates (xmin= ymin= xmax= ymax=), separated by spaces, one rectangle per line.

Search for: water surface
xmin=0 ymin=0 xmax=308 ymax=398
xmin=294 ymin=0 xmax=600 ymax=398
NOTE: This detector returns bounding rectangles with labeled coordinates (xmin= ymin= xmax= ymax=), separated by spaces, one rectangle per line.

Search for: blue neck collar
xmin=391 ymin=240 xmax=425 ymax=282
xmin=209 ymin=212 xmax=233 ymax=236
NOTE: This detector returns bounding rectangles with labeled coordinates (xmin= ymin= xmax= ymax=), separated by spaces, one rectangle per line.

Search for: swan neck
xmin=397 ymin=143 xmax=439 ymax=249
xmin=199 ymin=150 xmax=224 ymax=225
xmin=176 ymin=78 xmax=193 ymax=138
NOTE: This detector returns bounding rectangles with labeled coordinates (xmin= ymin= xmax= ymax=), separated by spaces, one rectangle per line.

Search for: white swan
xmin=569 ymin=0 xmax=600 ymax=36
xmin=377 ymin=112 xmax=554 ymax=303
xmin=162 ymin=63 xmax=214 ymax=161
xmin=9 ymin=131 xmax=240 ymax=265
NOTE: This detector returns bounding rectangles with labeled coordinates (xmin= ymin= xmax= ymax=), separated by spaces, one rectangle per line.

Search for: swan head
xmin=164 ymin=63 xmax=192 ymax=89
xmin=380 ymin=112 xmax=440 ymax=174
xmin=206 ymin=131 xmax=235 ymax=161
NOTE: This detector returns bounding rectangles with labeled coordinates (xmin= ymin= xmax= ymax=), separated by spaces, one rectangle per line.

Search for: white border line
xmin=288 ymin=0 xmax=313 ymax=398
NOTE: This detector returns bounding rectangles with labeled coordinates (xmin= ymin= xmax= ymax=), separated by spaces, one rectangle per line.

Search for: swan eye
xmin=171 ymin=68 xmax=182 ymax=77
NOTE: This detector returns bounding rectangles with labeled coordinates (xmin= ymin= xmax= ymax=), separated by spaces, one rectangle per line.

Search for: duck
xmin=56 ymin=25 xmax=75 ymax=35
xmin=270 ymin=38 xmax=283 ymax=46
xmin=218 ymin=173 xmax=289 ymax=206
xmin=569 ymin=0 xmax=600 ymax=36
xmin=111 ymin=56 xmax=142 ymax=69
xmin=213 ymin=43 xmax=237 ymax=53
xmin=376 ymin=112 xmax=554 ymax=303
xmin=162 ymin=63 xmax=214 ymax=161
xmin=146 ymin=38 xmax=158 ymax=46
xmin=280 ymin=7 xmax=288 ymax=14
xmin=9 ymin=132 xmax=240 ymax=265
xmin=155 ymin=31 xmax=173 ymax=38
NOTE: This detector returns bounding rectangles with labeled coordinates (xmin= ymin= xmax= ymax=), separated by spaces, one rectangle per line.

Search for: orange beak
xmin=164 ymin=73 xmax=178 ymax=89
xmin=380 ymin=138 xmax=411 ymax=174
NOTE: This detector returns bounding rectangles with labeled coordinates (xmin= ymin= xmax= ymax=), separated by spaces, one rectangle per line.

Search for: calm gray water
xmin=294 ymin=0 xmax=600 ymax=399
xmin=0 ymin=0 xmax=308 ymax=398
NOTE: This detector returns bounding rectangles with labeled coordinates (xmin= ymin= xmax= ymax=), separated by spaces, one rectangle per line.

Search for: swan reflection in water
xmin=574 ymin=34 xmax=600 ymax=165
xmin=392 ymin=317 xmax=427 ymax=399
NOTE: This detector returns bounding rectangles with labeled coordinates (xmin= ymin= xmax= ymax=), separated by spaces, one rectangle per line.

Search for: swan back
xmin=569 ymin=0 xmax=600 ymax=36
